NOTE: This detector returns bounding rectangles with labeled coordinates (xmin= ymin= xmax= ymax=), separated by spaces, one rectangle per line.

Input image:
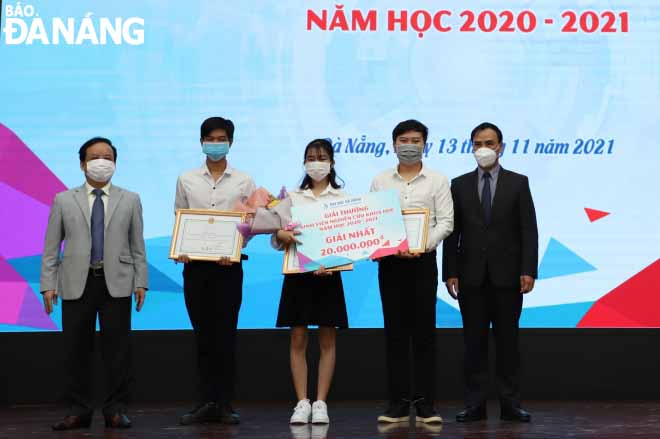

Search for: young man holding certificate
xmin=174 ymin=117 xmax=256 ymax=425
xmin=370 ymin=120 xmax=454 ymax=424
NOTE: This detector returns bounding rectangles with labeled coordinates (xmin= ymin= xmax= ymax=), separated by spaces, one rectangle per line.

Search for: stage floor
xmin=0 ymin=401 xmax=658 ymax=438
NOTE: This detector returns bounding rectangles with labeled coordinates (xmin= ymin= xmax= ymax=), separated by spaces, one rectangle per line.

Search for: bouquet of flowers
xmin=234 ymin=187 xmax=297 ymax=241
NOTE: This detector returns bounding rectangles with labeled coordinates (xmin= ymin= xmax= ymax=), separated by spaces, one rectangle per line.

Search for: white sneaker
xmin=311 ymin=400 xmax=330 ymax=424
xmin=311 ymin=423 xmax=330 ymax=439
xmin=289 ymin=424 xmax=311 ymax=439
xmin=290 ymin=399 xmax=312 ymax=425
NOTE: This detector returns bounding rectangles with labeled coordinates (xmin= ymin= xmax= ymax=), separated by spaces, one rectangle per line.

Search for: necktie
xmin=482 ymin=172 xmax=492 ymax=225
xmin=90 ymin=189 xmax=105 ymax=264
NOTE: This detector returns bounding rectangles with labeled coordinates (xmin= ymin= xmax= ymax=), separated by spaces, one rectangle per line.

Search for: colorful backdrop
xmin=1 ymin=0 xmax=658 ymax=331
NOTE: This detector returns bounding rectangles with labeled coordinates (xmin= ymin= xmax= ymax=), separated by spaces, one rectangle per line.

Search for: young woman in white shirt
xmin=273 ymin=138 xmax=349 ymax=425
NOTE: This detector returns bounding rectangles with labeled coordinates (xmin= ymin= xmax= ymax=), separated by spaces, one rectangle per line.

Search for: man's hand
xmin=176 ymin=254 xmax=191 ymax=264
xmin=445 ymin=278 xmax=459 ymax=300
xmin=395 ymin=250 xmax=421 ymax=259
xmin=43 ymin=290 xmax=58 ymax=314
xmin=313 ymin=265 xmax=333 ymax=277
xmin=134 ymin=288 xmax=146 ymax=312
xmin=520 ymin=275 xmax=535 ymax=294
xmin=276 ymin=229 xmax=302 ymax=246
xmin=217 ymin=256 xmax=234 ymax=266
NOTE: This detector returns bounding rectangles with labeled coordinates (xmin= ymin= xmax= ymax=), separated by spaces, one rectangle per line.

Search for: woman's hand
xmin=276 ymin=229 xmax=302 ymax=246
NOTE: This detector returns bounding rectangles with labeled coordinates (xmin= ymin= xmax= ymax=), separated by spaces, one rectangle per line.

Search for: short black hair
xmin=78 ymin=137 xmax=117 ymax=162
xmin=300 ymin=138 xmax=344 ymax=190
xmin=471 ymin=122 xmax=503 ymax=143
xmin=392 ymin=119 xmax=428 ymax=143
xmin=200 ymin=117 xmax=235 ymax=142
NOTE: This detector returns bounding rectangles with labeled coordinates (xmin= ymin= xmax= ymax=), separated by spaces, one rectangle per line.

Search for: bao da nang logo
xmin=2 ymin=2 xmax=144 ymax=45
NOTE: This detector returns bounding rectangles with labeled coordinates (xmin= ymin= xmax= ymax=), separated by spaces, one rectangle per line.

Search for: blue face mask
xmin=202 ymin=142 xmax=230 ymax=161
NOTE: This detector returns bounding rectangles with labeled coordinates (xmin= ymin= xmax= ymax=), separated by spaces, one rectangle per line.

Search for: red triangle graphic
xmin=578 ymin=258 xmax=660 ymax=327
xmin=584 ymin=208 xmax=610 ymax=223
xmin=577 ymin=302 xmax=640 ymax=328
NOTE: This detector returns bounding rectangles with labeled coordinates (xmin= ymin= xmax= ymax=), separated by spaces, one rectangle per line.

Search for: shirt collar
xmin=85 ymin=181 xmax=111 ymax=195
xmin=478 ymin=163 xmax=501 ymax=180
xmin=201 ymin=163 xmax=233 ymax=177
xmin=392 ymin=163 xmax=427 ymax=181
xmin=297 ymin=184 xmax=341 ymax=199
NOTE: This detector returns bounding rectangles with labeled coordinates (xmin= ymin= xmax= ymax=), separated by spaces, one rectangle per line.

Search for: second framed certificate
xmin=402 ymin=208 xmax=430 ymax=254
xmin=169 ymin=209 xmax=246 ymax=262
xmin=283 ymin=244 xmax=354 ymax=274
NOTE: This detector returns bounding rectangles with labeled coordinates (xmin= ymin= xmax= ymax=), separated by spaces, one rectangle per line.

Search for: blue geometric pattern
xmin=0 ymin=238 xmax=599 ymax=331
xmin=538 ymin=238 xmax=597 ymax=280
xmin=520 ymin=301 xmax=594 ymax=328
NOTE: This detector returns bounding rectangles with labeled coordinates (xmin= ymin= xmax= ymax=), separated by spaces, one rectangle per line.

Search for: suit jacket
xmin=40 ymin=184 xmax=149 ymax=300
xmin=442 ymin=168 xmax=538 ymax=288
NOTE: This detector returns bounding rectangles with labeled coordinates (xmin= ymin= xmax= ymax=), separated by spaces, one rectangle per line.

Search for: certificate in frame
xmin=402 ymin=208 xmax=430 ymax=254
xmin=283 ymin=244 xmax=354 ymax=274
xmin=169 ymin=209 xmax=246 ymax=262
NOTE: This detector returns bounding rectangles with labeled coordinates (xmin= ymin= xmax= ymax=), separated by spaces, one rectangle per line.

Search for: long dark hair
xmin=299 ymin=138 xmax=344 ymax=190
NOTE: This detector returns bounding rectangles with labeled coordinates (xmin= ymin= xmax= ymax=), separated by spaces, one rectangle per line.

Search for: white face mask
xmin=473 ymin=147 xmax=498 ymax=168
xmin=85 ymin=159 xmax=115 ymax=182
xmin=305 ymin=161 xmax=331 ymax=182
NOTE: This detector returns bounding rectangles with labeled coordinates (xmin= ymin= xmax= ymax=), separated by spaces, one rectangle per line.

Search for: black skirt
xmin=276 ymin=272 xmax=348 ymax=328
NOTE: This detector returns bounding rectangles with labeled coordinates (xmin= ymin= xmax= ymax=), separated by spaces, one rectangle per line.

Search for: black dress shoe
xmin=501 ymin=407 xmax=531 ymax=422
xmin=413 ymin=398 xmax=443 ymax=424
xmin=180 ymin=402 xmax=218 ymax=425
xmin=456 ymin=407 xmax=487 ymax=423
xmin=52 ymin=414 xmax=93 ymax=431
xmin=217 ymin=403 xmax=240 ymax=424
xmin=104 ymin=413 xmax=132 ymax=428
xmin=377 ymin=399 xmax=410 ymax=423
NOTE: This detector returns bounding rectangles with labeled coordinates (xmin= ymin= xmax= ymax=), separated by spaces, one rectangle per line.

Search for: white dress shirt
xmin=271 ymin=185 xmax=347 ymax=250
xmin=85 ymin=181 xmax=111 ymax=215
xmin=289 ymin=185 xmax=347 ymax=207
xmin=175 ymin=163 xmax=256 ymax=211
xmin=370 ymin=165 xmax=454 ymax=251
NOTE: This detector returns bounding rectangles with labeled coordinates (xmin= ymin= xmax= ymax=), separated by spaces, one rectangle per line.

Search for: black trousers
xmin=378 ymin=251 xmax=438 ymax=403
xmin=183 ymin=261 xmax=243 ymax=404
xmin=61 ymin=269 xmax=132 ymax=416
xmin=458 ymin=271 xmax=523 ymax=409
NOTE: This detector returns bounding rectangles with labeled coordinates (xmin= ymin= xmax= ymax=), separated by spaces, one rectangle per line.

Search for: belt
xmin=90 ymin=261 xmax=104 ymax=277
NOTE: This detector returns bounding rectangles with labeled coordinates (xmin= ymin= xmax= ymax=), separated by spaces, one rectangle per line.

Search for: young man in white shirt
xmin=371 ymin=120 xmax=454 ymax=424
xmin=174 ymin=117 xmax=256 ymax=425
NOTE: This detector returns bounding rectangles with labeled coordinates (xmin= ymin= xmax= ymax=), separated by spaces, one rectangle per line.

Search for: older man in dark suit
xmin=443 ymin=122 xmax=538 ymax=423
